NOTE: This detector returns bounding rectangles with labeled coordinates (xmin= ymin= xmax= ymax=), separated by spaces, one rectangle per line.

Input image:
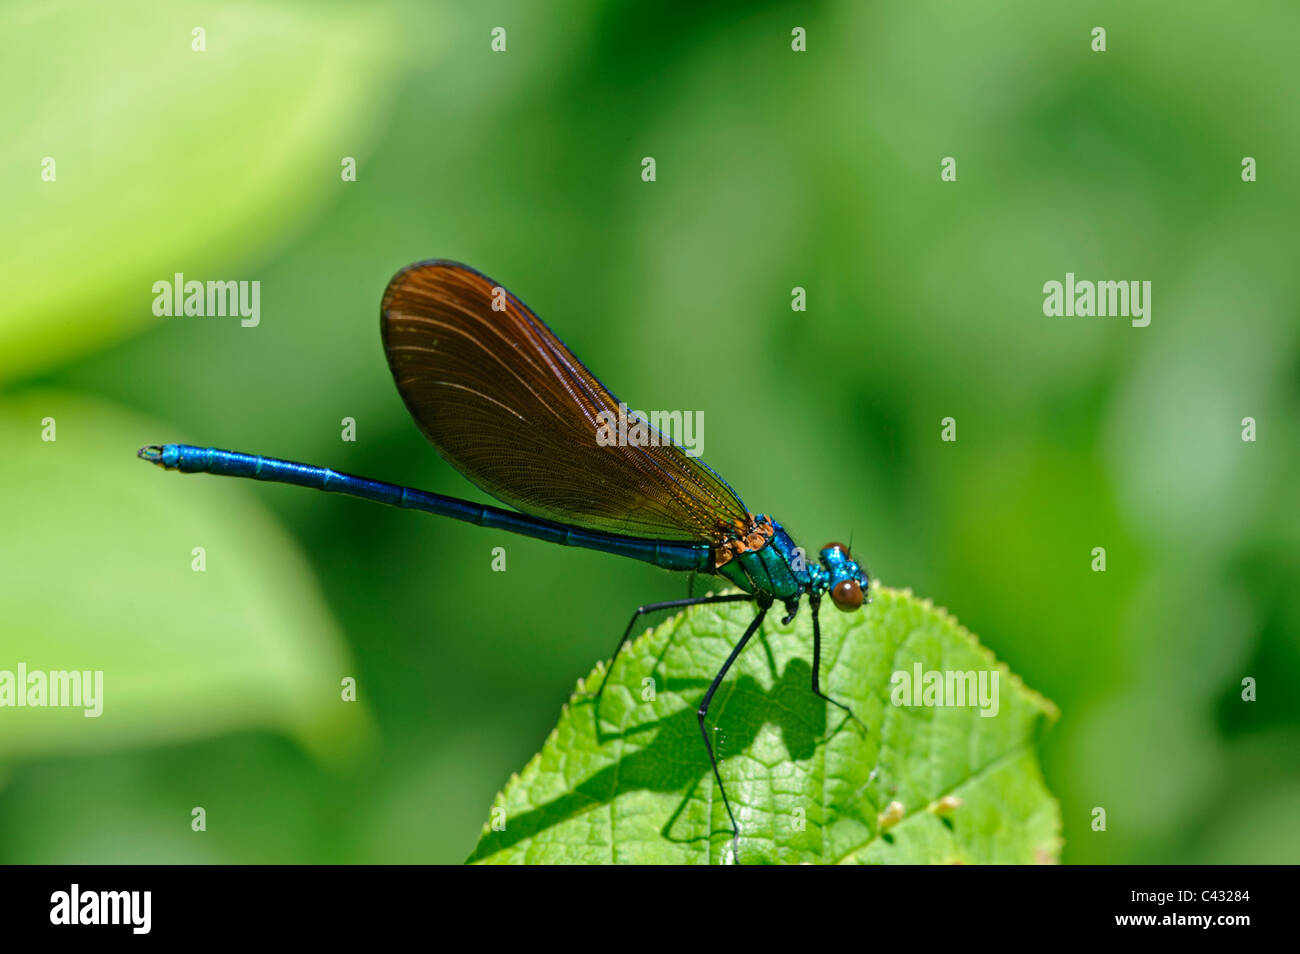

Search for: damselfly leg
xmin=697 ymin=595 xmax=772 ymax=853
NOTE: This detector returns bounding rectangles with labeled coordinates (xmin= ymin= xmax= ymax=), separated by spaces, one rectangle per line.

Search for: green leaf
xmin=0 ymin=0 xmax=409 ymax=382
xmin=469 ymin=585 xmax=1059 ymax=864
xmin=0 ymin=390 xmax=372 ymax=763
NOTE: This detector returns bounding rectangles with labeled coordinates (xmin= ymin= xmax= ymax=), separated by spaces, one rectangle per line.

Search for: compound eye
xmin=822 ymin=541 xmax=851 ymax=558
xmin=831 ymin=579 xmax=863 ymax=612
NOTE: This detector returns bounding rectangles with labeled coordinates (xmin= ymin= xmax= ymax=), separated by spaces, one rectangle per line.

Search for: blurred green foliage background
xmin=2 ymin=0 xmax=1297 ymax=863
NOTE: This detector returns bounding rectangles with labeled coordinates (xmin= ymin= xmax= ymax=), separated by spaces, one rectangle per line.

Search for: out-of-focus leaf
xmin=0 ymin=0 xmax=409 ymax=381
xmin=470 ymin=585 xmax=1059 ymax=864
xmin=0 ymin=390 xmax=371 ymax=762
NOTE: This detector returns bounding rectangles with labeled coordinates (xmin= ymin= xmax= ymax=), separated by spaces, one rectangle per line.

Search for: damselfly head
xmin=819 ymin=542 xmax=870 ymax=612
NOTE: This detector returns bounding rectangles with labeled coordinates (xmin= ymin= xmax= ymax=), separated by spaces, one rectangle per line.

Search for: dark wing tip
xmin=381 ymin=259 xmax=486 ymax=315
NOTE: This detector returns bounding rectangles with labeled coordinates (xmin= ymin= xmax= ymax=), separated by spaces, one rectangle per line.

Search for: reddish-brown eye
xmin=822 ymin=541 xmax=851 ymax=558
xmin=831 ymin=579 xmax=863 ymax=612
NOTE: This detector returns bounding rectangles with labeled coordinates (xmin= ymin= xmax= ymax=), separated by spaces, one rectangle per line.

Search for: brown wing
xmin=379 ymin=260 xmax=750 ymax=541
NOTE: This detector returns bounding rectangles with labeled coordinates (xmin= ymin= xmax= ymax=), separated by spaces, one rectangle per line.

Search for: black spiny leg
xmin=594 ymin=592 xmax=756 ymax=702
xmin=809 ymin=593 xmax=866 ymax=732
xmin=698 ymin=595 xmax=771 ymax=857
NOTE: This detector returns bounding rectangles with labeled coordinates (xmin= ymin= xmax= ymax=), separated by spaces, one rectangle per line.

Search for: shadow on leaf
xmin=466 ymin=656 xmax=843 ymax=861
